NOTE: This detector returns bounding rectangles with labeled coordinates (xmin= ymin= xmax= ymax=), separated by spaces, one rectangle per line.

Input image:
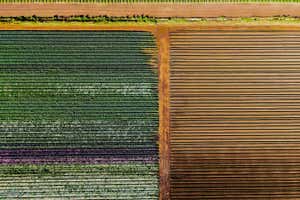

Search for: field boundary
xmin=2 ymin=3 xmax=300 ymax=17
xmin=156 ymin=25 xmax=171 ymax=200
xmin=0 ymin=23 xmax=156 ymax=31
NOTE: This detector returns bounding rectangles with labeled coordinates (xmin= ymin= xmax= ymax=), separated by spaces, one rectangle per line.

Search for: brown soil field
xmin=1 ymin=3 xmax=300 ymax=17
xmin=168 ymin=29 xmax=300 ymax=199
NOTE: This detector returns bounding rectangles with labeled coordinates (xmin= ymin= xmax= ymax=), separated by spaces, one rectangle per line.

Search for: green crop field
xmin=0 ymin=30 xmax=159 ymax=199
xmin=0 ymin=0 xmax=299 ymax=3
xmin=0 ymin=164 xmax=158 ymax=199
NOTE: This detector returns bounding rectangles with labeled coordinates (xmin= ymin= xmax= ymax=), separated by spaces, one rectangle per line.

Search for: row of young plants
xmin=0 ymin=164 xmax=159 ymax=199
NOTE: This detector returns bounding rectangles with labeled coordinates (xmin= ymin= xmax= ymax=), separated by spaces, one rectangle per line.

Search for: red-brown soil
xmin=1 ymin=3 xmax=300 ymax=17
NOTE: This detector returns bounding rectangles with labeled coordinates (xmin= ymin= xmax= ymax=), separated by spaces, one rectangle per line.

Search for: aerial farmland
xmin=0 ymin=1 xmax=300 ymax=200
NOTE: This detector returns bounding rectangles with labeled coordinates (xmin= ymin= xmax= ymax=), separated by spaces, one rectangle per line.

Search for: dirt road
xmin=1 ymin=3 xmax=300 ymax=17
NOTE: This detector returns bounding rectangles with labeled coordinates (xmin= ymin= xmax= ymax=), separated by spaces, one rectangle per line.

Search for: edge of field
xmin=3 ymin=18 xmax=300 ymax=28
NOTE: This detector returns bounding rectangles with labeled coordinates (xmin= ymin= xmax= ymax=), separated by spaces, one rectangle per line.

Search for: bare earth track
xmin=1 ymin=3 xmax=300 ymax=17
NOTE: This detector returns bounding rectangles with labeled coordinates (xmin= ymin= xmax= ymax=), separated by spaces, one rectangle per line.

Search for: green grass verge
xmin=3 ymin=16 xmax=300 ymax=25
xmin=0 ymin=16 xmax=158 ymax=23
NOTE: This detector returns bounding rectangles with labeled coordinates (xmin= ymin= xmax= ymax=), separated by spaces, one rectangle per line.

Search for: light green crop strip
xmin=0 ymin=164 xmax=159 ymax=199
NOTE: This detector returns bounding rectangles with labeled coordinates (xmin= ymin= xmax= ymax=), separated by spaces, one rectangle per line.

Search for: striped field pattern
xmin=169 ymin=30 xmax=300 ymax=199
xmin=0 ymin=31 xmax=159 ymax=199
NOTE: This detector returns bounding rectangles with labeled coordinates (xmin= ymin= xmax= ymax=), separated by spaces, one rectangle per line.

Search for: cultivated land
xmin=169 ymin=29 xmax=300 ymax=199
xmin=0 ymin=30 xmax=159 ymax=199
xmin=0 ymin=164 xmax=158 ymax=199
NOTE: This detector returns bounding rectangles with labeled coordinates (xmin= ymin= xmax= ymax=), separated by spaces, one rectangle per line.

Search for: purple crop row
xmin=0 ymin=148 xmax=158 ymax=164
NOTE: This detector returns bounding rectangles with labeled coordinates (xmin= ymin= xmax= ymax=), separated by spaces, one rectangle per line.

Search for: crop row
xmin=0 ymin=164 xmax=159 ymax=199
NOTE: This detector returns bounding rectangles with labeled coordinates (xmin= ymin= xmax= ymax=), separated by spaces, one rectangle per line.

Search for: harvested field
xmin=2 ymin=3 xmax=300 ymax=17
xmin=169 ymin=30 xmax=300 ymax=199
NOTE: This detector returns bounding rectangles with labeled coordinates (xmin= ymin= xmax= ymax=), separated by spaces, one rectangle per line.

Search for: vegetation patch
xmin=0 ymin=15 xmax=158 ymax=23
xmin=2 ymin=15 xmax=300 ymax=25
xmin=0 ymin=30 xmax=159 ymax=199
